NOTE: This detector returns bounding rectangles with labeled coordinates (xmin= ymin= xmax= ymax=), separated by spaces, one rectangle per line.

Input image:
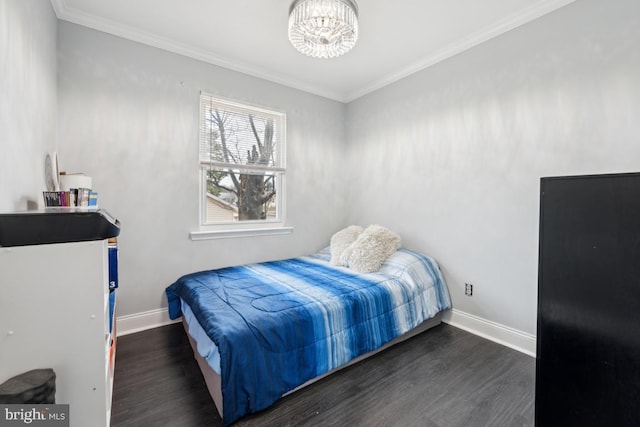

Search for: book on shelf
xmin=69 ymin=188 xmax=77 ymax=207
xmin=89 ymin=191 xmax=98 ymax=208
xmin=77 ymin=188 xmax=91 ymax=207
xmin=43 ymin=191 xmax=66 ymax=207
xmin=43 ymin=187 xmax=95 ymax=208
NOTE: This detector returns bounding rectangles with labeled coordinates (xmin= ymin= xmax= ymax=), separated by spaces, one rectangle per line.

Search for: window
xmin=198 ymin=93 xmax=286 ymax=231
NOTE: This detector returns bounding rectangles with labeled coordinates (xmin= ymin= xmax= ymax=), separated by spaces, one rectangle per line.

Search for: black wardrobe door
xmin=536 ymin=173 xmax=640 ymax=427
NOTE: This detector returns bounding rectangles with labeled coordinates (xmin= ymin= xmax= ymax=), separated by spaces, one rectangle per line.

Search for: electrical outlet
xmin=465 ymin=283 xmax=473 ymax=296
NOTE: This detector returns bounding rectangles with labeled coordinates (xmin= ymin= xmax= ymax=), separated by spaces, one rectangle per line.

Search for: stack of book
xmin=43 ymin=188 xmax=98 ymax=207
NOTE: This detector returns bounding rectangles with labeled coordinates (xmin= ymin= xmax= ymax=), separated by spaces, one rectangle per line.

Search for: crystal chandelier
xmin=288 ymin=0 xmax=359 ymax=59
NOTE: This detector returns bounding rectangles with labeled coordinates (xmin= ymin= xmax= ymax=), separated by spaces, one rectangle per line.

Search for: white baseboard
xmin=115 ymin=307 xmax=537 ymax=358
xmin=441 ymin=309 xmax=536 ymax=358
xmin=116 ymin=308 xmax=180 ymax=337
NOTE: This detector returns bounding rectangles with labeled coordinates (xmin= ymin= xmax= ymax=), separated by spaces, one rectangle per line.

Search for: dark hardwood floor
xmin=110 ymin=323 xmax=534 ymax=427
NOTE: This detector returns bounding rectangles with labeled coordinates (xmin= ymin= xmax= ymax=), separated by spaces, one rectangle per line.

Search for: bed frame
xmin=183 ymin=312 xmax=443 ymax=419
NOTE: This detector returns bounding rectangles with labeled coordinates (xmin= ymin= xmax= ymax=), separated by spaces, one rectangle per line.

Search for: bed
xmin=166 ymin=245 xmax=451 ymax=425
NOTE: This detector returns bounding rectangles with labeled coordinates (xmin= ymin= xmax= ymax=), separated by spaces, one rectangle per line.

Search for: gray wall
xmin=57 ymin=22 xmax=348 ymax=316
xmin=345 ymin=0 xmax=640 ymax=335
xmin=0 ymin=0 xmax=57 ymax=212
xmin=6 ymin=0 xmax=640 ymax=337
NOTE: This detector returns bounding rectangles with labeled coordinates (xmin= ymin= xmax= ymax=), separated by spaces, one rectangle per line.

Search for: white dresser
xmin=0 ymin=211 xmax=118 ymax=427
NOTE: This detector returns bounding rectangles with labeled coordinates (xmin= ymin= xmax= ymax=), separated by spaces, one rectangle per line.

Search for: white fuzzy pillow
xmin=329 ymin=225 xmax=364 ymax=266
xmin=341 ymin=225 xmax=401 ymax=273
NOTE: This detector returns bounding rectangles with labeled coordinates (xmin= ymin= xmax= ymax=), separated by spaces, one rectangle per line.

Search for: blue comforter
xmin=165 ymin=248 xmax=450 ymax=425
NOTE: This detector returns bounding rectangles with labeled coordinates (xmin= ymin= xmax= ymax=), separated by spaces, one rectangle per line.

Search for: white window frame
xmin=191 ymin=93 xmax=291 ymax=240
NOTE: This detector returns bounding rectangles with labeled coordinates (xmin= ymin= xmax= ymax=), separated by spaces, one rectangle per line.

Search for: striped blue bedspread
xmin=165 ymin=248 xmax=451 ymax=425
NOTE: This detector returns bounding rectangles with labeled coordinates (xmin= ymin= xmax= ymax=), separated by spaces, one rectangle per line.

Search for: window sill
xmin=190 ymin=226 xmax=293 ymax=241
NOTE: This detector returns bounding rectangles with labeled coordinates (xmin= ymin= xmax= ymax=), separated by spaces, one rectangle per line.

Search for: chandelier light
xmin=288 ymin=0 xmax=359 ymax=59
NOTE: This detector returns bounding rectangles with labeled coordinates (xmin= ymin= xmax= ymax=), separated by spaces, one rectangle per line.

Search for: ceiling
xmin=51 ymin=0 xmax=575 ymax=103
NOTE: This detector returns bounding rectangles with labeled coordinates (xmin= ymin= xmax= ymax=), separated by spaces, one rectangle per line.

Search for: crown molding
xmin=52 ymin=0 xmax=575 ymax=104
xmin=50 ymin=0 xmax=348 ymax=102
xmin=343 ymin=0 xmax=576 ymax=102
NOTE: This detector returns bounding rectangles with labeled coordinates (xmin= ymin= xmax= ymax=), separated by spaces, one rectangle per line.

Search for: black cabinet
xmin=536 ymin=173 xmax=640 ymax=426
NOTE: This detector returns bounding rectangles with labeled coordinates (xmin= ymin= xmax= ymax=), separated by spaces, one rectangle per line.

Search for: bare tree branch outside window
xmin=199 ymin=95 xmax=285 ymax=223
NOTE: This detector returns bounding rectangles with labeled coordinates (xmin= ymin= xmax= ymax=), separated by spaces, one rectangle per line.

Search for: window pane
xmin=205 ymin=167 xmax=279 ymax=222
xmin=199 ymin=93 xmax=285 ymax=226
xmin=200 ymin=98 xmax=284 ymax=169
